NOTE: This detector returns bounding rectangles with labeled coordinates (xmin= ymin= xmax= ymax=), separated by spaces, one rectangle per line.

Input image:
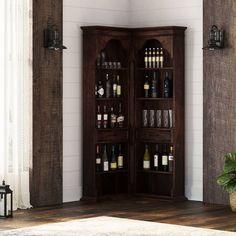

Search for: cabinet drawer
xmin=136 ymin=128 xmax=171 ymax=143
xmin=96 ymin=129 xmax=129 ymax=143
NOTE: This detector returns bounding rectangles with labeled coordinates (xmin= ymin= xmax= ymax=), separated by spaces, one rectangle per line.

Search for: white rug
xmin=0 ymin=216 xmax=235 ymax=236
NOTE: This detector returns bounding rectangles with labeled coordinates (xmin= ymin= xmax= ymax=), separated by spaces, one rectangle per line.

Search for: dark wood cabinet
xmin=82 ymin=26 xmax=186 ymax=201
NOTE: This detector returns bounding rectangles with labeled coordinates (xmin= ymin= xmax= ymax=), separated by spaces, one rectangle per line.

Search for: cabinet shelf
xmin=138 ymin=170 xmax=173 ymax=175
xmin=137 ymin=67 xmax=173 ymax=71
xmin=136 ymin=97 xmax=173 ymax=101
xmin=96 ymin=128 xmax=128 ymax=131
xmin=96 ymin=98 xmax=122 ymax=101
xmin=96 ymin=67 xmax=127 ymax=71
xmin=96 ymin=169 xmax=128 ymax=175
xmin=139 ymin=127 xmax=172 ymax=131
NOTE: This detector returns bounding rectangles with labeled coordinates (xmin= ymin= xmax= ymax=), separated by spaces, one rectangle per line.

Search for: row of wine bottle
xmin=143 ymin=144 xmax=174 ymax=172
xmin=96 ymin=74 xmax=122 ymax=98
xmin=142 ymin=109 xmax=172 ymax=128
xmin=96 ymin=103 xmax=124 ymax=129
xmin=96 ymin=51 xmax=122 ymax=69
xmin=144 ymin=47 xmax=164 ymax=69
xmin=96 ymin=144 xmax=124 ymax=172
xmin=144 ymin=71 xmax=172 ymax=98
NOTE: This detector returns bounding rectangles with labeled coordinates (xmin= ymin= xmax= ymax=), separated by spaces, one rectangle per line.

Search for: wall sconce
xmin=203 ymin=25 xmax=224 ymax=50
xmin=44 ymin=25 xmax=67 ymax=51
xmin=0 ymin=180 xmax=13 ymax=218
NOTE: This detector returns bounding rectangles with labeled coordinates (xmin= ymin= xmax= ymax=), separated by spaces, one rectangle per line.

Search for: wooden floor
xmin=0 ymin=197 xmax=235 ymax=232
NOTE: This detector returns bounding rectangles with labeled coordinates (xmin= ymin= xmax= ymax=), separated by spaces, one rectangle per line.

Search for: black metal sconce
xmin=44 ymin=25 xmax=67 ymax=51
xmin=0 ymin=180 xmax=13 ymax=218
xmin=203 ymin=25 xmax=224 ymax=50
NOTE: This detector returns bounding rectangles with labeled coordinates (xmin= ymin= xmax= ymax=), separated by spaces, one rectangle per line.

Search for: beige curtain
xmin=0 ymin=0 xmax=32 ymax=210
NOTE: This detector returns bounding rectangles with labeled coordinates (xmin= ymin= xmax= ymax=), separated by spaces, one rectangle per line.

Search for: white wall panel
xmin=63 ymin=0 xmax=130 ymax=203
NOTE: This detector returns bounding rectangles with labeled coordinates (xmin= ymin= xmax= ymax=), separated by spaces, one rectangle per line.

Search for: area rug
xmin=0 ymin=216 xmax=235 ymax=236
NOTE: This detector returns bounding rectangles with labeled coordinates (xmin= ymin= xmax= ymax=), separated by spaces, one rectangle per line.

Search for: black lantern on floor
xmin=0 ymin=180 xmax=13 ymax=218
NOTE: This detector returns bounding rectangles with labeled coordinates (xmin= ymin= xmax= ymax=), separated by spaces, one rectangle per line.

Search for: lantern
xmin=0 ymin=180 xmax=13 ymax=218
xmin=203 ymin=25 xmax=224 ymax=50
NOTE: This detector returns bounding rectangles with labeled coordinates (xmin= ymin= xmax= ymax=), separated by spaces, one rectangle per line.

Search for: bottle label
xmin=149 ymin=57 xmax=152 ymax=62
xmin=97 ymin=114 xmax=102 ymax=121
xmin=154 ymin=155 xmax=158 ymax=167
xmin=117 ymin=86 xmax=121 ymax=95
xmin=98 ymin=88 xmax=104 ymax=96
xmin=160 ymin=56 xmax=163 ymax=62
xmin=96 ymin=158 xmax=101 ymax=164
xmin=117 ymin=116 xmax=124 ymax=123
xmin=168 ymin=155 xmax=174 ymax=161
xmin=156 ymin=56 xmax=159 ymax=62
xmin=143 ymin=160 xmax=150 ymax=169
xmin=110 ymin=162 xmax=117 ymax=170
xmin=104 ymin=161 xmax=109 ymax=171
xmin=113 ymin=84 xmax=117 ymax=91
xmin=162 ymin=155 xmax=168 ymax=166
xmin=152 ymin=56 xmax=155 ymax=62
xmin=95 ymin=85 xmax=97 ymax=96
xmin=144 ymin=57 xmax=148 ymax=62
xmin=118 ymin=155 xmax=123 ymax=168
xmin=144 ymin=84 xmax=149 ymax=90
xmin=111 ymin=115 xmax=117 ymax=123
xmin=103 ymin=114 xmax=108 ymax=120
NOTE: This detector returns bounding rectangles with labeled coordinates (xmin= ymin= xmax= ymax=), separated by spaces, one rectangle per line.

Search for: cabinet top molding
xmin=81 ymin=26 xmax=187 ymax=35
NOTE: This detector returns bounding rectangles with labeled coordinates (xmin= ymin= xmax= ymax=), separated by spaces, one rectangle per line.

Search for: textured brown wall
xmin=203 ymin=0 xmax=236 ymax=204
xmin=31 ymin=0 xmax=63 ymax=207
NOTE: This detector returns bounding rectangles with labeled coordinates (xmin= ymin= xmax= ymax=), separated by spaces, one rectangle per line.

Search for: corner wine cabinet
xmin=82 ymin=26 xmax=187 ymax=201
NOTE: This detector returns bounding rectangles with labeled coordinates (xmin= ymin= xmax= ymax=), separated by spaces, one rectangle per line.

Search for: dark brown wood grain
xmin=82 ymin=26 xmax=186 ymax=201
xmin=82 ymin=27 xmax=132 ymax=200
xmin=203 ymin=0 xmax=236 ymax=205
xmin=31 ymin=0 xmax=62 ymax=207
xmin=0 ymin=199 xmax=235 ymax=232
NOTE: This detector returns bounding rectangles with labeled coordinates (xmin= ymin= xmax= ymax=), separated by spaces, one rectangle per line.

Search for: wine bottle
xmin=105 ymin=74 xmax=111 ymax=98
xmin=156 ymin=48 xmax=160 ymax=68
xmin=112 ymin=75 xmax=117 ymax=98
xmin=153 ymin=144 xmax=160 ymax=171
xmin=162 ymin=144 xmax=168 ymax=172
xmin=151 ymin=72 xmax=157 ymax=98
xmin=103 ymin=105 xmax=108 ymax=129
xmin=96 ymin=145 xmax=102 ymax=172
xmin=117 ymin=144 xmax=123 ymax=169
xmin=117 ymin=75 xmax=121 ymax=98
xmin=97 ymin=80 xmax=104 ymax=98
xmin=152 ymin=48 xmax=156 ymax=68
xmin=95 ymin=84 xmax=97 ymax=97
xmin=168 ymin=145 xmax=174 ymax=172
xmin=160 ymin=48 xmax=164 ymax=68
xmin=110 ymin=107 xmax=117 ymax=128
xmin=102 ymin=145 xmax=109 ymax=171
xmin=96 ymin=105 xmax=102 ymax=129
xmin=110 ymin=145 xmax=117 ymax=170
xmin=148 ymin=48 xmax=152 ymax=68
xmin=96 ymin=53 xmax=101 ymax=68
xmin=144 ymin=75 xmax=150 ymax=98
xmin=164 ymin=72 xmax=172 ymax=98
xmin=143 ymin=144 xmax=150 ymax=170
xmin=117 ymin=103 xmax=124 ymax=128
xmin=144 ymin=48 xmax=148 ymax=68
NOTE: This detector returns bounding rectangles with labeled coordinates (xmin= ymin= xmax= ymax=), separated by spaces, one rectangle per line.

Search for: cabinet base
xmin=135 ymin=193 xmax=188 ymax=202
